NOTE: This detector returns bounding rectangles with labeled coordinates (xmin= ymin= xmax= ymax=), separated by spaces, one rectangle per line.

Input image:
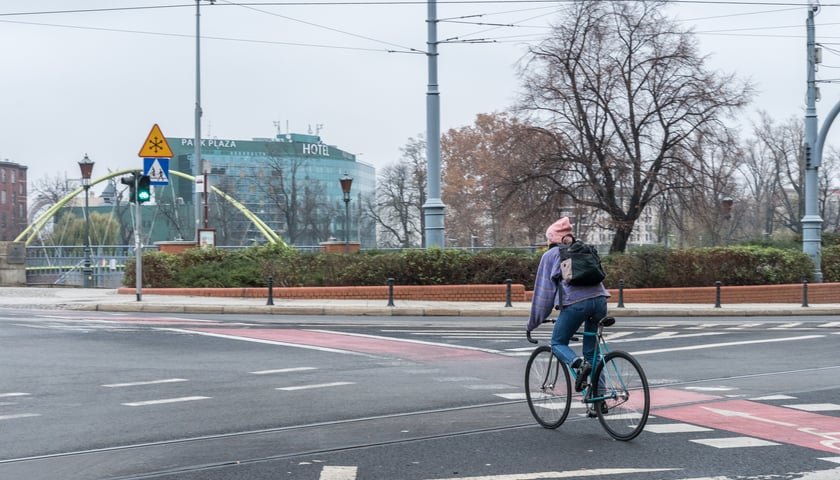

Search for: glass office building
xmin=163 ymin=133 xmax=376 ymax=248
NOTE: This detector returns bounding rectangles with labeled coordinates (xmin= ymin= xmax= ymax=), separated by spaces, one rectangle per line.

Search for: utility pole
xmin=194 ymin=1 xmax=214 ymax=242
xmin=422 ymin=0 xmax=446 ymax=248
xmin=803 ymin=2 xmax=824 ymax=282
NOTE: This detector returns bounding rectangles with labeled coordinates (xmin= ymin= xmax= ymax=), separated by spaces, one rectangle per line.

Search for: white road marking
xmin=102 ymin=379 xmax=187 ymax=388
xmin=702 ymin=406 xmax=797 ymax=427
xmin=750 ymin=394 xmax=797 ymax=400
xmin=122 ymin=396 xmax=211 ymax=406
xmin=494 ymin=393 xmax=527 ymax=400
xmin=465 ymin=384 xmax=515 ymax=390
xmin=427 ymin=467 xmax=679 ymax=480
xmin=770 ymin=322 xmax=802 ymax=329
xmin=250 ymin=367 xmax=317 ymax=375
xmin=164 ymin=329 xmax=378 ymax=357
xmin=685 ymin=386 xmax=736 ymax=392
xmin=690 ymin=437 xmax=781 ymax=448
xmin=0 ymin=392 xmax=29 ymax=398
xmin=307 ymin=329 xmax=504 ymax=355
xmin=820 ymin=457 xmax=840 ymax=464
xmin=319 ymin=466 xmax=358 ymax=480
xmin=633 ymin=335 xmax=825 ymax=355
xmin=0 ymin=413 xmax=41 ymax=421
xmin=644 ymin=423 xmax=713 ymax=433
xmin=277 ymin=382 xmax=355 ymax=391
xmin=784 ymin=403 xmax=840 ymax=412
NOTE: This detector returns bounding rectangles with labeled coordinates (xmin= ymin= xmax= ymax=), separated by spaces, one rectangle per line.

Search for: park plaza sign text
xmin=179 ymin=138 xmax=331 ymax=157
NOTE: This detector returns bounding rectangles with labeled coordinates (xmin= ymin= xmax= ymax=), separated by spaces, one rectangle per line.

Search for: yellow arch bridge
xmin=16 ymin=168 xmax=287 ymax=247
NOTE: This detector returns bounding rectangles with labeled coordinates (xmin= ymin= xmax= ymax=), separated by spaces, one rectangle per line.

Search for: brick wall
xmin=117 ymin=282 xmax=839 ymax=304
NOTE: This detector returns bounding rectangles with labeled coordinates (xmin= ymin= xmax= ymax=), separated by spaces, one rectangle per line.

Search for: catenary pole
xmin=803 ymin=2 xmax=823 ymax=282
xmin=423 ymin=0 xmax=446 ymax=248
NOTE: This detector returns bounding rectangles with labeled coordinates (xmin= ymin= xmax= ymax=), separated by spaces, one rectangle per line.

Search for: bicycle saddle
xmin=600 ymin=316 xmax=616 ymax=327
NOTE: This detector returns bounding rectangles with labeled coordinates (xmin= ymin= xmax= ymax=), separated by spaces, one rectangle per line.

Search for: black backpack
xmin=555 ymin=236 xmax=606 ymax=286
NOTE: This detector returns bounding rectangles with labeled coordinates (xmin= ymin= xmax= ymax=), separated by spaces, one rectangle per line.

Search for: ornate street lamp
xmin=78 ymin=154 xmax=95 ymax=288
xmin=339 ymin=172 xmax=353 ymax=253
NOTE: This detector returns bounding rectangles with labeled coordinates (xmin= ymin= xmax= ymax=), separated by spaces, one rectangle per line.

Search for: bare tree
xmin=262 ymin=144 xmax=333 ymax=245
xmin=819 ymin=147 xmax=840 ymax=234
xmin=517 ymin=0 xmax=752 ymax=252
xmin=366 ymin=136 xmax=427 ymax=248
xmin=747 ymin=114 xmax=804 ymax=236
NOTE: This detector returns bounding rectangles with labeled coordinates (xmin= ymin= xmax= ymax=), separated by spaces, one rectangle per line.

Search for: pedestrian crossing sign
xmin=144 ymin=157 xmax=170 ymax=186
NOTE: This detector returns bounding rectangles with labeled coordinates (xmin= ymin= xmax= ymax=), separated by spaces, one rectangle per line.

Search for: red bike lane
xmin=185 ymin=326 xmax=840 ymax=455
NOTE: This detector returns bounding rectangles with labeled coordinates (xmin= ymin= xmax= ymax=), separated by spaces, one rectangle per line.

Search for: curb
xmin=69 ymin=303 xmax=840 ymax=317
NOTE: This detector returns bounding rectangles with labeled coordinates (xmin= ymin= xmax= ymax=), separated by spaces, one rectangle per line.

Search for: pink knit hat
xmin=545 ymin=217 xmax=573 ymax=244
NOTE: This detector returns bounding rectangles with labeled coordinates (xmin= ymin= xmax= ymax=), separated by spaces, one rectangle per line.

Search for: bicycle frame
xmin=525 ymin=315 xmax=650 ymax=440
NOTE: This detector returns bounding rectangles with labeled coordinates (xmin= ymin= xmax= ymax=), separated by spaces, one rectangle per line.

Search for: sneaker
xmin=586 ymin=402 xmax=609 ymax=418
xmin=575 ymin=362 xmax=591 ymax=392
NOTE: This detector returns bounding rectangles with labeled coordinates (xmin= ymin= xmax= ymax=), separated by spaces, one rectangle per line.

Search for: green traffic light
xmin=137 ymin=175 xmax=151 ymax=203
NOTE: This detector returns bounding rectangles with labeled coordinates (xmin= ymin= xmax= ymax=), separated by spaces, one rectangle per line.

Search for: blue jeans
xmin=550 ymin=296 xmax=607 ymax=366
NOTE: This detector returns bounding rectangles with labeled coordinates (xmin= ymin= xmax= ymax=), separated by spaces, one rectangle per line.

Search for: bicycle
xmin=525 ymin=315 xmax=650 ymax=441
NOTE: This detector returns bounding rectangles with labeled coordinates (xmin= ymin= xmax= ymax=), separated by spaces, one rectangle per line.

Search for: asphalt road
xmin=1 ymin=309 xmax=839 ymax=480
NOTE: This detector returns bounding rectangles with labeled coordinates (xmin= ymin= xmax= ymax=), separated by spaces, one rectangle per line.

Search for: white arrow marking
xmin=428 ymin=468 xmax=678 ymax=480
xmin=702 ymin=406 xmax=797 ymax=427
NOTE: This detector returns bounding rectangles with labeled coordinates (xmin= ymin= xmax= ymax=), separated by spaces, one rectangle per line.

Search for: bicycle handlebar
xmin=527 ymin=317 xmax=613 ymax=344
xmin=526 ymin=319 xmax=555 ymax=344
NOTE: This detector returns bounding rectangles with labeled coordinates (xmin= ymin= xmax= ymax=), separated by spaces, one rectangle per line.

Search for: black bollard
xmin=714 ymin=281 xmax=721 ymax=308
xmin=267 ymin=275 xmax=274 ymax=306
xmin=617 ymin=279 xmax=625 ymax=308
xmin=802 ymin=279 xmax=809 ymax=307
xmin=504 ymin=279 xmax=512 ymax=308
xmin=387 ymin=277 xmax=395 ymax=307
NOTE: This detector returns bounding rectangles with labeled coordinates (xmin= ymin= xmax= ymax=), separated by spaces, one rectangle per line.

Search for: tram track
xmin=0 ymin=400 xmax=532 ymax=480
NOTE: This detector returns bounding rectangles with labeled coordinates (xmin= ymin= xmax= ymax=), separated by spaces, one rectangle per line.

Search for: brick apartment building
xmin=0 ymin=160 xmax=27 ymax=241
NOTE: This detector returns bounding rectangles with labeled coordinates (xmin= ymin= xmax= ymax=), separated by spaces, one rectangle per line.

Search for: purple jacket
xmin=526 ymin=245 xmax=610 ymax=332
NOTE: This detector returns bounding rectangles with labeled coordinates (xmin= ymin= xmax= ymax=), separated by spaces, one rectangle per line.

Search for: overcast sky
xmin=2 ymin=0 xmax=840 ymax=199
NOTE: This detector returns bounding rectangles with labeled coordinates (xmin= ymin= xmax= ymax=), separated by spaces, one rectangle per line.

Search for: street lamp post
xmin=78 ymin=154 xmax=95 ymax=288
xmin=721 ymin=196 xmax=734 ymax=245
xmin=340 ymin=172 xmax=353 ymax=253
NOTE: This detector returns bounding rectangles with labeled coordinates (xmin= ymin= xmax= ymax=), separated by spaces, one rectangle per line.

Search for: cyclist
xmin=525 ymin=217 xmax=610 ymax=391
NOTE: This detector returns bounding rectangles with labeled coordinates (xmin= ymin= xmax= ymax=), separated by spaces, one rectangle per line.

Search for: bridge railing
xmin=25 ymin=245 xmax=158 ymax=288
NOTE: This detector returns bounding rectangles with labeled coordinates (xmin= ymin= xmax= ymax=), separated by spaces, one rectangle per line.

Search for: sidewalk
xmin=1 ymin=287 xmax=839 ymax=317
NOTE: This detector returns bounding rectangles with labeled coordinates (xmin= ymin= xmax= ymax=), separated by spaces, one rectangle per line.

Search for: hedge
xmin=124 ymin=244 xmax=835 ymax=289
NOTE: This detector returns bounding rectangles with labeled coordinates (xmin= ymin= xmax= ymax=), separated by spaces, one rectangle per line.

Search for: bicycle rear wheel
xmin=525 ymin=346 xmax=571 ymax=429
xmin=592 ymin=350 xmax=650 ymax=441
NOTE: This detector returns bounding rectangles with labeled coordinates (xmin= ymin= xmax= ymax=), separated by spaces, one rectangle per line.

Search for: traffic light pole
xmin=134 ymin=174 xmax=143 ymax=301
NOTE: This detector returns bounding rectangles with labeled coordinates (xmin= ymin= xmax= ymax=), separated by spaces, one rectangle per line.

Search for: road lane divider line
xmin=633 ymin=334 xmax=825 ymax=355
xmin=0 ymin=392 xmax=30 ymax=397
xmin=102 ymin=379 xmax=188 ymax=388
xmin=251 ymin=367 xmax=318 ymax=375
xmin=0 ymin=413 xmax=41 ymax=421
xmin=163 ymin=328 xmax=380 ymax=357
xmin=122 ymin=396 xmax=211 ymax=407
xmin=277 ymin=382 xmax=355 ymax=391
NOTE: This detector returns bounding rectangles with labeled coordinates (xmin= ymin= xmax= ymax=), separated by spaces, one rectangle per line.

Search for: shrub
xmin=124 ymin=244 xmax=823 ymax=289
xmin=822 ymin=244 xmax=840 ymax=283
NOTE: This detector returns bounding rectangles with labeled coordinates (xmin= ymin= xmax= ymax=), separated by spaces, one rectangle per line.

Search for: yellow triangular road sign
xmin=138 ymin=124 xmax=174 ymax=158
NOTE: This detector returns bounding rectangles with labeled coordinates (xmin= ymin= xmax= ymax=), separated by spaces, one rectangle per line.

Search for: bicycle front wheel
xmin=525 ymin=345 xmax=571 ymax=429
xmin=592 ymin=350 xmax=650 ymax=441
